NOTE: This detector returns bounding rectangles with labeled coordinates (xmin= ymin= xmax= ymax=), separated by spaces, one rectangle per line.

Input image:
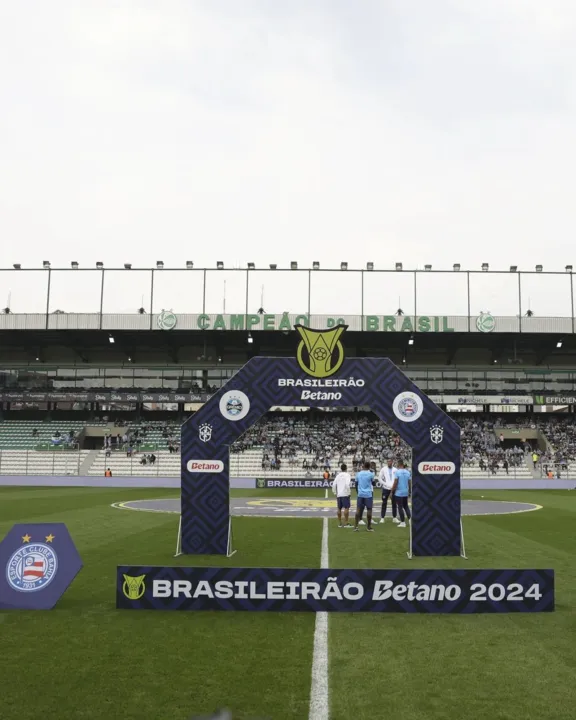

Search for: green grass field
xmin=1 ymin=486 xmax=576 ymax=720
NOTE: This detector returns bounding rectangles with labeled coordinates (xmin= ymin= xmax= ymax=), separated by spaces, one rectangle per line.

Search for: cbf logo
xmin=476 ymin=311 xmax=495 ymax=333
xmin=198 ymin=423 xmax=213 ymax=442
xmin=392 ymin=391 xmax=424 ymax=423
xmin=295 ymin=325 xmax=347 ymax=379
xmin=219 ymin=390 xmax=250 ymax=422
xmin=157 ymin=309 xmax=177 ymax=331
xmin=430 ymin=425 xmax=444 ymax=444
xmin=6 ymin=541 xmax=58 ymax=593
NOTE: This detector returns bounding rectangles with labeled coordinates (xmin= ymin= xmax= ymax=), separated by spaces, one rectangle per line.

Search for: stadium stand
xmin=230 ymin=414 xmax=536 ymax=480
xmin=0 ymin=449 xmax=91 ymax=476
xmin=87 ymin=450 xmax=179 ymax=477
xmin=0 ymin=419 xmax=85 ymax=449
xmin=4 ymin=413 xmax=574 ymax=479
xmin=0 ymin=419 xmax=102 ymax=475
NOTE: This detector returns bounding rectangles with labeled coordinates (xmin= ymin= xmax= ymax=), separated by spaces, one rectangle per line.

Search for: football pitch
xmin=1 ymin=487 xmax=576 ymax=720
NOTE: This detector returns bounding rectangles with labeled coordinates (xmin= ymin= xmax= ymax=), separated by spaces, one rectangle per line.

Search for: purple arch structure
xmin=180 ymin=356 xmax=461 ymax=557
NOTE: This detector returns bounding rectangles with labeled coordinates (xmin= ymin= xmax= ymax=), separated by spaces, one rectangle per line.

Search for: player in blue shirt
xmin=391 ymin=460 xmax=412 ymax=528
xmin=354 ymin=461 xmax=376 ymax=532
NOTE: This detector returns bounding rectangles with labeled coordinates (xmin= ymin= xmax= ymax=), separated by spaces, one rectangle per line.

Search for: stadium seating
xmin=87 ymin=449 xmax=180 ymax=477
xmin=0 ymin=449 xmax=92 ymax=475
xmin=0 ymin=419 xmax=89 ymax=449
xmin=229 ymin=448 xmax=534 ymax=480
xmin=0 ymin=415 xmax=571 ymax=479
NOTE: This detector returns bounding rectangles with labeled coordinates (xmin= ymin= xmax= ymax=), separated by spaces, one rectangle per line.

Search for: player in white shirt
xmin=377 ymin=458 xmax=399 ymax=524
xmin=332 ymin=463 xmax=352 ymax=528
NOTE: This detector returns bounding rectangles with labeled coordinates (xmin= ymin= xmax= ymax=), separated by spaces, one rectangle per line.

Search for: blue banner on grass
xmin=117 ymin=567 xmax=554 ymax=613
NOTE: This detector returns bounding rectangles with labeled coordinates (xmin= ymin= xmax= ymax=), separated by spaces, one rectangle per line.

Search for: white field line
xmin=308 ymin=517 xmax=329 ymax=720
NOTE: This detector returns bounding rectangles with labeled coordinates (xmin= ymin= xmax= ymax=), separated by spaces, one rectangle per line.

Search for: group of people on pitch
xmin=331 ymin=458 xmax=411 ymax=532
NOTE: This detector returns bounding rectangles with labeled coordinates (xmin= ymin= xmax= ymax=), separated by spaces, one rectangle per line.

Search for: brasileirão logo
xmin=295 ymin=324 xmax=348 ymax=379
xmin=122 ymin=573 xmax=146 ymax=600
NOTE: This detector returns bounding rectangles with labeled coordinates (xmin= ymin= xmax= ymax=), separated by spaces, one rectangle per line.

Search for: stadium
xmin=1 ymin=264 xmax=575 ymax=719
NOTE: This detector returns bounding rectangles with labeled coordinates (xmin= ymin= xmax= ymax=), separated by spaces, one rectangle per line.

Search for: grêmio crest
xmin=295 ymin=325 xmax=348 ymax=378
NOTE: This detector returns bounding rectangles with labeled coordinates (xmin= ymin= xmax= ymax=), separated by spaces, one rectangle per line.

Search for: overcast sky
xmin=1 ymin=1 xmax=575 ymax=315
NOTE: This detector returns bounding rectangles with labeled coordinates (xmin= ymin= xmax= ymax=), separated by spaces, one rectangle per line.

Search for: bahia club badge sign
xmin=0 ymin=523 xmax=83 ymax=610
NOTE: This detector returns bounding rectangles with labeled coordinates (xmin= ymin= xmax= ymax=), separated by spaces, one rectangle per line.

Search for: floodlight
xmin=482 ymin=263 xmax=489 ymax=272
xmin=291 ymin=261 xmax=298 ymax=270
xmin=453 ymin=263 xmax=460 ymax=271
xmin=366 ymin=262 xmax=374 ymax=271
xmin=313 ymin=261 xmax=320 ymax=270
xmin=395 ymin=263 xmax=403 ymax=271
xmin=341 ymin=262 xmax=348 ymax=271
xmin=217 ymin=261 xmax=224 ymax=269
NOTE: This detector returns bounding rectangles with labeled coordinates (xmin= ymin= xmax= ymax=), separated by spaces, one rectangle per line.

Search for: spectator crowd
xmin=28 ymin=411 xmax=576 ymax=478
xmin=231 ymin=413 xmax=576 ymax=478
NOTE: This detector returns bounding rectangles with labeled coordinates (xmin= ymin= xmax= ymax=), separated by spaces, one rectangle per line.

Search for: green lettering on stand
xmin=230 ymin=315 xmax=244 ymax=330
xmin=213 ymin=314 xmax=226 ymax=331
xmin=400 ymin=317 xmax=413 ymax=332
xmin=263 ymin=315 xmax=275 ymax=330
xmin=366 ymin=316 xmax=379 ymax=331
xmin=278 ymin=313 xmax=292 ymax=331
xmin=197 ymin=314 xmax=210 ymax=330
xmin=442 ymin=316 xmax=455 ymax=332
xmin=418 ymin=316 xmax=431 ymax=332
xmin=383 ymin=316 xmax=396 ymax=332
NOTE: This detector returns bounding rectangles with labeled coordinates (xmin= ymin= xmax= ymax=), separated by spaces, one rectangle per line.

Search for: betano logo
xmin=418 ymin=462 xmax=456 ymax=475
xmin=186 ymin=459 xmax=224 ymax=473
xmin=295 ymin=324 xmax=348 ymax=379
